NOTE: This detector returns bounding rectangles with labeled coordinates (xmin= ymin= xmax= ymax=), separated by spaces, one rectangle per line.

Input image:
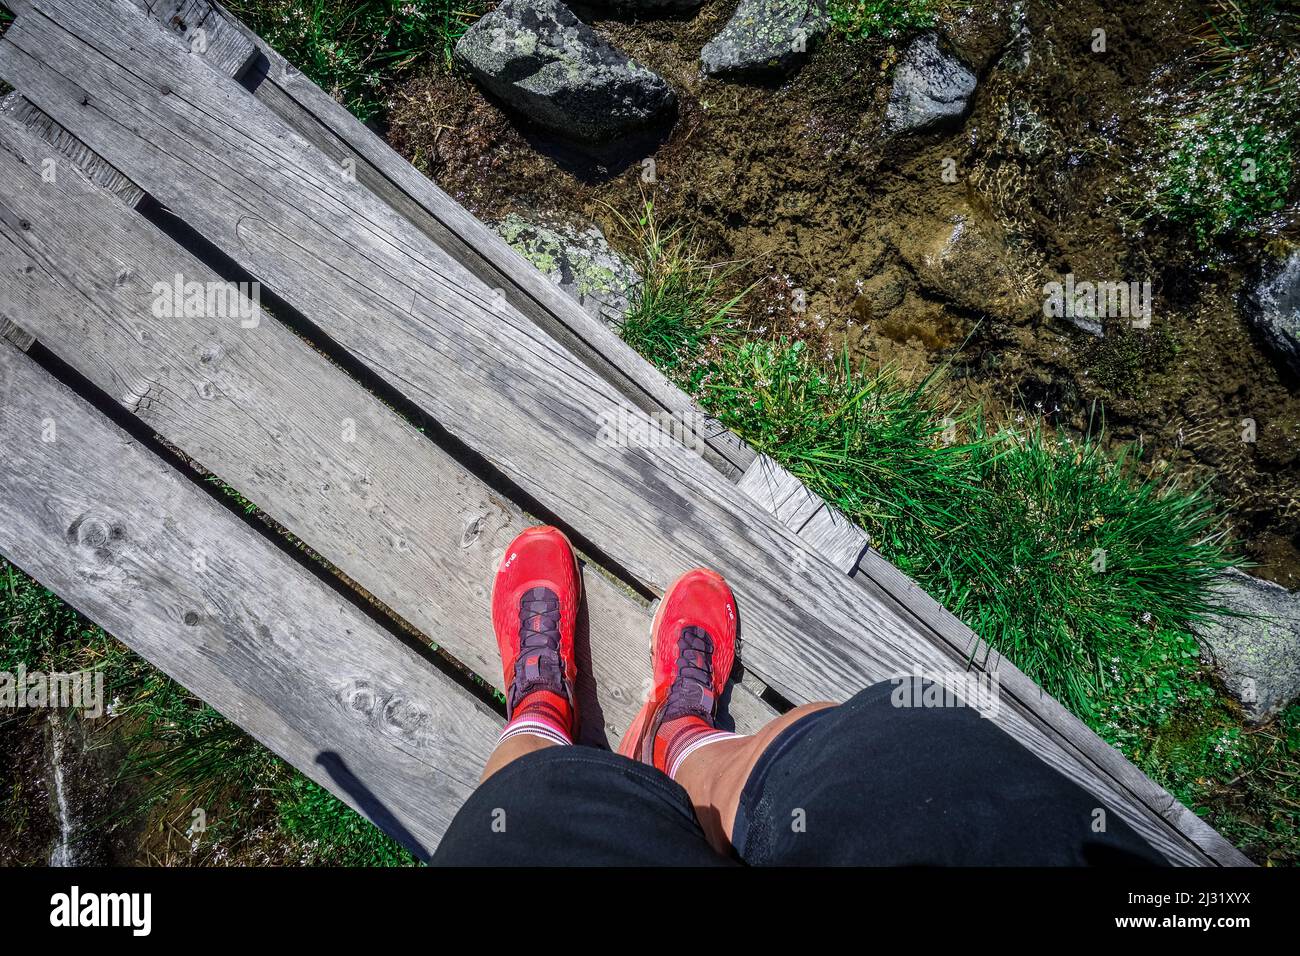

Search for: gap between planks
xmin=0 ymin=96 xmax=779 ymax=746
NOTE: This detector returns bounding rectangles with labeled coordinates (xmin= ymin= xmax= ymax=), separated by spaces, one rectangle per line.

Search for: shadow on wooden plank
xmin=316 ymin=751 xmax=432 ymax=862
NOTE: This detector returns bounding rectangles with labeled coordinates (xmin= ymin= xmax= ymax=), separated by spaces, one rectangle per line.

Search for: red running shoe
xmin=618 ymin=568 xmax=737 ymax=766
xmin=491 ymin=526 xmax=581 ymax=737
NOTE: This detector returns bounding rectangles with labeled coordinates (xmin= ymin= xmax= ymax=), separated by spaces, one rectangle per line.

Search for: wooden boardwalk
xmin=0 ymin=0 xmax=1250 ymax=864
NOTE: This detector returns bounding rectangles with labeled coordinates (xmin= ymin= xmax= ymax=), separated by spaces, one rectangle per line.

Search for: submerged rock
xmin=941 ymin=3 xmax=1014 ymax=74
xmin=493 ymin=214 xmax=642 ymax=327
xmin=701 ymin=0 xmax=828 ymax=77
xmin=891 ymin=198 xmax=1034 ymax=323
xmin=1195 ymin=568 xmax=1300 ymax=724
xmin=454 ymin=0 xmax=676 ymax=143
xmin=1247 ymin=250 xmax=1300 ymax=374
xmin=884 ymin=32 xmax=977 ymax=134
xmin=851 ymin=267 xmax=908 ymax=322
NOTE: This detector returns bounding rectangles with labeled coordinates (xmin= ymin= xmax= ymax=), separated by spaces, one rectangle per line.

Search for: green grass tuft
xmin=827 ymin=0 xmax=936 ymax=40
xmin=607 ymin=201 xmax=748 ymax=389
xmin=1 ymin=561 xmax=116 ymax=676
xmin=702 ymin=340 xmax=980 ymax=534
xmin=1148 ymin=101 xmax=1293 ymax=245
xmin=226 ymin=0 xmax=485 ymax=121
xmin=946 ymin=424 xmax=1230 ymax=727
xmin=1138 ymin=0 xmax=1300 ymax=244
xmin=277 ymin=776 xmax=417 ymax=866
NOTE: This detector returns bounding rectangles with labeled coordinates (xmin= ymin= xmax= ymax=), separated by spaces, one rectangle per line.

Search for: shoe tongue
xmin=510 ymin=649 xmax=564 ymax=709
xmin=661 ymin=681 xmax=715 ymax=723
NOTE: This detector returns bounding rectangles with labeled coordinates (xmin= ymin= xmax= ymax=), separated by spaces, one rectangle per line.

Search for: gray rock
xmin=1247 ymin=250 xmax=1300 ymax=374
xmin=701 ymin=0 xmax=828 ymax=77
xmin=493 ymin=214 xmax=642 ymax=327
xmin=884 ymin=32 xmax=977 ymax=134
xmin=1195 ymin=568 xmax=1300 ymax=724
xmin=453 ymin=0 xmax=675 ymax=143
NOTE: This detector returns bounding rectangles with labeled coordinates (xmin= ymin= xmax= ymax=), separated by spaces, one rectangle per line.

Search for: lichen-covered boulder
xmin=1248 ymin=250 xmax=1300 ymax=374
xmin=700 ymin=0 xmax=828 ymax=77
xmin=493 ymin=214 xmax=642 ymax=327
xmin=1195 ymin=569 xmax=1300 ymax=724
xmin=884 ymin=32 xmax=977 ymax=134
xmin=454 ymin=0 xmax=676 ymax=142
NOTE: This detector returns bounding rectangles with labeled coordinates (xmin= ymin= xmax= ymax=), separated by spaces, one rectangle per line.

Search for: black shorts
xmin=431 ymin=680 xmax=1166 ymax=866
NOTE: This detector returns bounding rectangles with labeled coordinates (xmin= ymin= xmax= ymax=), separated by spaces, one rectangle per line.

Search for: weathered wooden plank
xmin=0 ymin=109 xmax=778 ymax=744
xmin=799 ymin=504 xmax=871 ymax=573
xmin=0 ymin=89 xmax=144 ymax=205
xmin=0 ymin=2 xmax=256 ymax=357
xmin=0 ymin=317 xmax=35 ymax=350
xmin=0 ymin=342 xmax=502 ymax=857
xmin=0 ymin=87 xmax=137 ymax=352
xmin=132 ymin=0 xmax=256 ymax=80
xmin=738 ymin=454 xmax=870 ymax=574
xmin=774 ymin=486 xmax=825 ymax=537
xmin=736 ymin=453 xmax=802 ymax=516
xmin=696 ymin=416 xmax=757 ymax=475
xmin=208 ymin=0 xmax=755 ymax=482
xmin=0 ymin=0 xmax=1241 ymax=863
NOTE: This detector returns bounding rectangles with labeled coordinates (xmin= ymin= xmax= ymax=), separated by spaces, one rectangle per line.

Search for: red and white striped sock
xmin=654 ymin=714 xmax=741 ymax=779
xmin=499 ymin=689 xmax=573 ymax=747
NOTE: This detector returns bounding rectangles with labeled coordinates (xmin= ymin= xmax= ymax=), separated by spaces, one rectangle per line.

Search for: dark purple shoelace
xmin=661 ymin=625 xmax=716 ymax=723
xmin=508 ymin=586 xmax=566 ymax=714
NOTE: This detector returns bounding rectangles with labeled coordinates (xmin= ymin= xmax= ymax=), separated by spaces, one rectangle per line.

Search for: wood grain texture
xmin=131 ymin=0 xmax=256 ymax=81
xmin=738 ymin=454 xmax=869 ymax=574
xmin=0 ymin=0 xmax=1246 ymax=863
xmin=796 ymin=505 xmax=871 ymax=574
xmin=0 ymin=110 xmax=777 ymax=745
xmin=0 ymin=89 xmax=144 ymax=206
xmin=736 ymin=453 xmax=803 ymax=516
xmin=0 ymin=342 xmax=502 ymax=858
xmin=0 ymin=3 xmax=254 ymax=355
xmin=0 ymin=318 xmax=36 ymax=350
